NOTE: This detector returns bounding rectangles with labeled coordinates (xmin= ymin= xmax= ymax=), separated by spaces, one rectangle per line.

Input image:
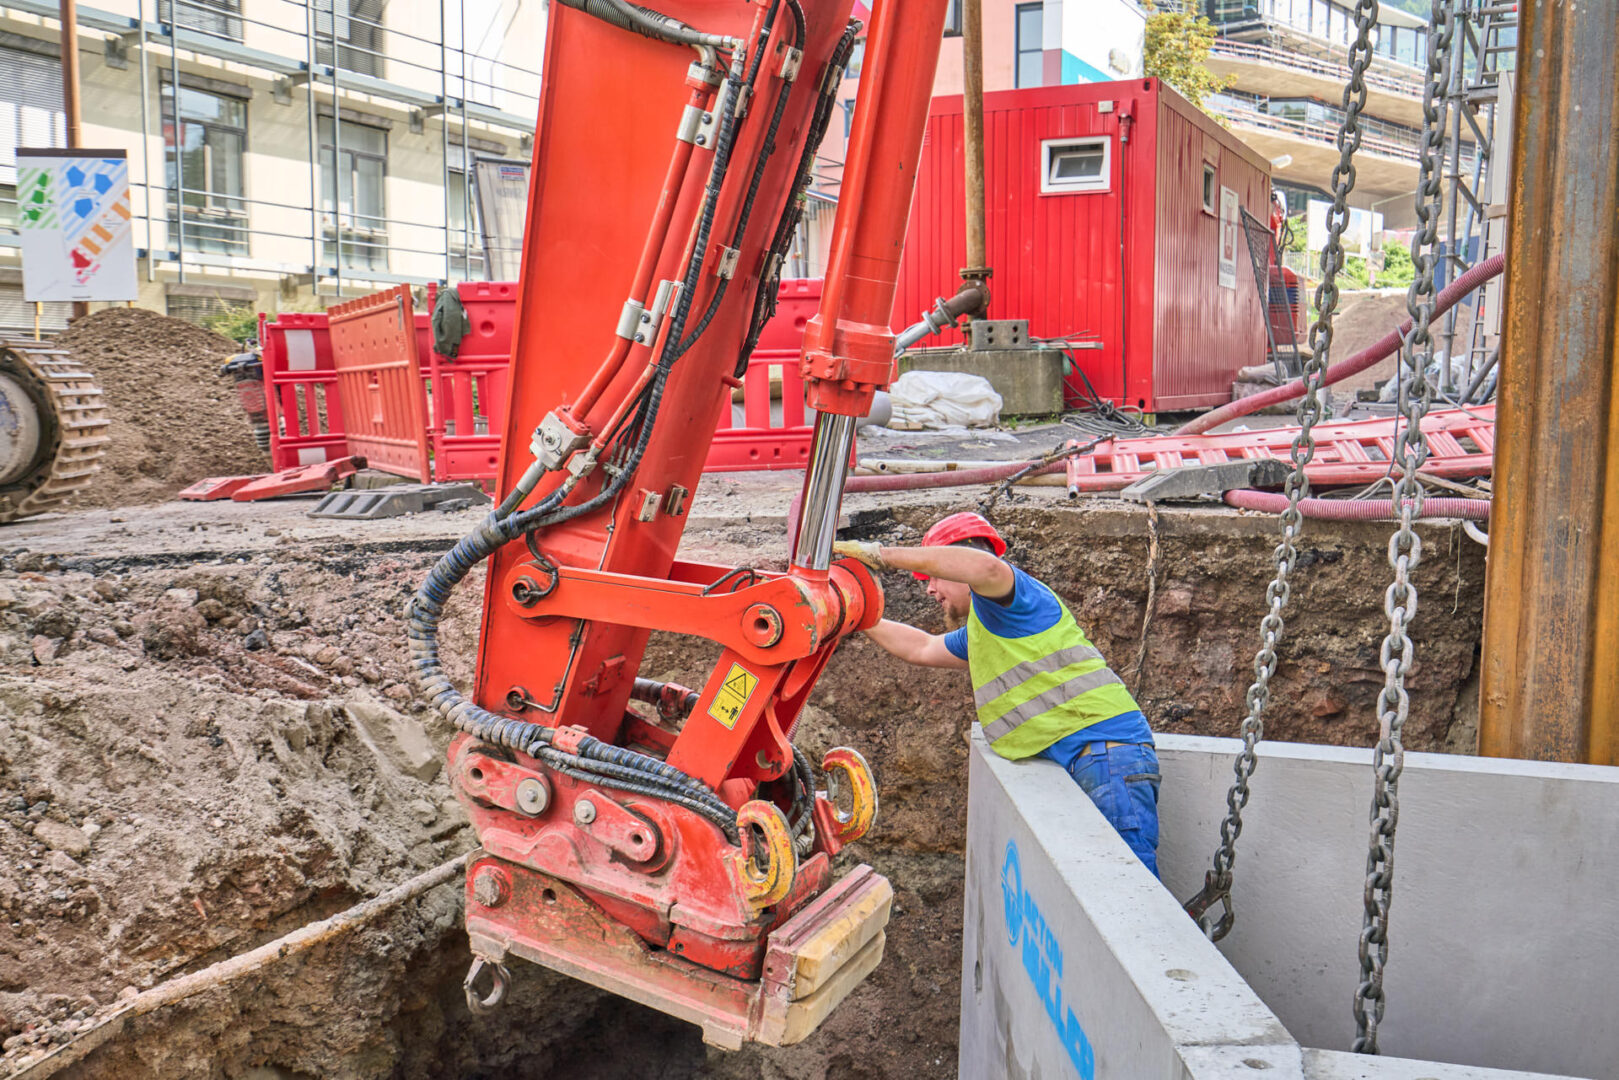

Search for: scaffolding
xmin=0 ymin=0 xmax=543 ymax=304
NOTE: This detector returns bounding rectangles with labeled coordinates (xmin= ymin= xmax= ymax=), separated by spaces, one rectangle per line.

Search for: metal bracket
xmin=103 ymin=35 xmax=128 ymax=70
xmin=616 ymin=299 xmax=646 ymax=342
xmin=687 ymin=60 xmax=723 ymax=87
xmin=734 ymin=84 xmax=753 ymax=120
xmin=637 ymin=489 xmax=662 ymax=522
xmin=677 ymin=104 xmax=717 ymax=148
xmin=1119 ymin=459 xmax=1291 ymax=503
xmin=779 ymin=46 xmax=804 ymax=82
xmin=713 ymin=246 xmax=740 ymax=280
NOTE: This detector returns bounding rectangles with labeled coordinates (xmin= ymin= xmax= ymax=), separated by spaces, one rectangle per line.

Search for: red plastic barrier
xmin=707 ymin=278 xmax=821 ymax=472
xmin=425 ymin=281 xmax=514 ymax=483
xmin=260 ymin=311 xmax=350 ymax=471
xmin=328 ymin=285 xmax=433 ymax=482
xmin=261 ymin=278 xmax=817 ymax=481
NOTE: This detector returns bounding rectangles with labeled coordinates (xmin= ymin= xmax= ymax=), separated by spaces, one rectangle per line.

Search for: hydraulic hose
xmin=552 ymin=0 xmax=735 ymax=49
xmin=1223 ymin=488 xmax=1490 ymax=521
xmin=1175 ymin=252 xmax=1506 ymax=437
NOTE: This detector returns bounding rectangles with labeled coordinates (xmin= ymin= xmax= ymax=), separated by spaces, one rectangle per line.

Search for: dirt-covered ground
xmin=0 ymin=490 xmax=1487 ymax=1078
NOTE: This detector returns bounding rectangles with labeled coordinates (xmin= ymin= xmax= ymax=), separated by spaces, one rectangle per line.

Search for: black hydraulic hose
xmin=552 ymin=0 xmax=733 ymax=49
xmin=538 ymin=748 xmax=739 ymax=837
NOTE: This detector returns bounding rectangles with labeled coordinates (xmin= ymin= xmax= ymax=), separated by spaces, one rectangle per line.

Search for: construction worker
xmin=833 ymin=512 xmax=1160 ymax=877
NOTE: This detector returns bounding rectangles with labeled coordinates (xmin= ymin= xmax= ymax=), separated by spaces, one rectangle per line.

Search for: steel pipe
xmin=792 ymin=412 xmax=858 ymax=571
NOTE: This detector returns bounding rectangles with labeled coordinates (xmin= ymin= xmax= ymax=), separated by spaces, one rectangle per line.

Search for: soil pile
xmin=1323 ymin=290 xmax=1478 ymax=398
xmin=55 ymin=309 xmax=269 ymax=510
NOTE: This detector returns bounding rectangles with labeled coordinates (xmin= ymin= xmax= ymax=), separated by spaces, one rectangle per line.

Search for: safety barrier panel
xmin=707 ymin=278 xmax=821 ymax=472
xmin=328 ymin=285 xmax=434 ymax=482
xmin=262 ymin=278 xmax=819 ymax=483
xmin=260 ymin=311 xmax=349 ymax=471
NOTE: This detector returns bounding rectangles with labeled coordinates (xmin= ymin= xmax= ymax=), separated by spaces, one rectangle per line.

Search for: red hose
xmin=1176 ymin=252 xmax=1507 ymax=437
xmin=1223 ymin=488 xmax=1490 ymax=520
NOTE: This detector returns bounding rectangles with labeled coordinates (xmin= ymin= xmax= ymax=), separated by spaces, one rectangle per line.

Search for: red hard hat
xmin=915 ymin=512 xmax=1007 ymax=580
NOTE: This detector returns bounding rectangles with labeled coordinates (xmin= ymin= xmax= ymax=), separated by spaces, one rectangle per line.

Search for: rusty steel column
xmin=960 ymin=0 xmax=987 ymax=283
xmin=1478 ymin=0 xmax=1619 ymax=763
xmin=59 ymin=0 xmax=89 ymax=320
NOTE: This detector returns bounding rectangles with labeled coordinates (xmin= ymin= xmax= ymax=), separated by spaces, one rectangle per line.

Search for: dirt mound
xmin=55 ymin=309 xmax=269 ymax=511
xmin=1322 ymin=290 xmax=1478 ymax=398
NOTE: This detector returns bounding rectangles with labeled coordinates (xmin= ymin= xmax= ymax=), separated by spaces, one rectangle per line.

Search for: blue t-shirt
xmin=944 ymin=567 xmax=1153 ymax=758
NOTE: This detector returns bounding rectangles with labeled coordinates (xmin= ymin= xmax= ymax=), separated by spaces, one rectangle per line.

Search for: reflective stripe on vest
xmin=966 ymin=593 xmax=1139 ymax=760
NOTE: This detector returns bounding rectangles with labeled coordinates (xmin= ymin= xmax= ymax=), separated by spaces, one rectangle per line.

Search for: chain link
xmin=1350 ymin=0 xmax=1453 ymax=1054
xmin=1182 ymin=0 xmax=1384 ymax=942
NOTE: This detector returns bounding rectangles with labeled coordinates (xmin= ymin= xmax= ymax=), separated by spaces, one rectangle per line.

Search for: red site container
xmin=261 ymin=279 xmax=811 ymax=481
xmin=894 ymin=79 xmax=1272 ymax=414
xmin=707 ymin=278 xmax=820 ymax=472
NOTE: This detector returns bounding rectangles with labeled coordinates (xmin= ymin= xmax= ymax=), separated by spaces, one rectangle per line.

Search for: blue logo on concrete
xmin=1001 ymin=840 xmax=1096 ymax=1079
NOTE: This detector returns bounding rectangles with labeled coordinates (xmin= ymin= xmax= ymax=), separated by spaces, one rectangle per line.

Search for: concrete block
xmin=961 ymin=731 xmax=1585 ymax=1079
xmin=345 ymin=695 xmax=442 ymax=782
xmin=899 ymin=345 xmax=1065 ymax=416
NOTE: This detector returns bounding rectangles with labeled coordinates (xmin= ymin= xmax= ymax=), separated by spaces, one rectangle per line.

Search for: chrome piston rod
xmin=792 ymin=411 xmax=858 ymax=571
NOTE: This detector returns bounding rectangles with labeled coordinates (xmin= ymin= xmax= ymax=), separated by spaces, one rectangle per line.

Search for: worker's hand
xmin=832 ymin=540 xmax=887 ymax=571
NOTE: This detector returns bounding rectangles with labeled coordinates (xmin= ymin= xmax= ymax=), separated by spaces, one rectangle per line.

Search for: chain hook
xmin=1182 ymin=870 xmax=1234 ymax=942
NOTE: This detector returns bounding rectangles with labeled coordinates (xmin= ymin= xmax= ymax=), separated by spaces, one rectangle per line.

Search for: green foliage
xmin=1340 ymin=255 xmax=1371 ymax=290
xmin=1141 ymin=0 xmax=1235 ymax=116
xmin=1284 ymin=214 xmax=1307 ymax=253
xmin=1384 ymin=0 xmax=1431 ymax=18
xmin=1378 ymin=239 xmax=1416 ymax=289
xmin=202 ymin=304 xmax=260 ymax=345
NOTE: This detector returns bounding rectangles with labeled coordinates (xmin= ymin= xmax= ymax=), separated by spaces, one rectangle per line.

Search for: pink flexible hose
xmin=1223 ymin=488 xmax=1490 ymax=520
xmin=1175 ymin=251 xmax=1507 ymax=437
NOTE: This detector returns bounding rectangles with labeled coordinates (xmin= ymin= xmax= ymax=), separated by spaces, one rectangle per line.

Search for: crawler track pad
xmin=464 ymin=850 xmax=892 ymax=1048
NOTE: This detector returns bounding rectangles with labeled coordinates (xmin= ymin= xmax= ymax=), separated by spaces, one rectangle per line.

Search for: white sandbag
xmin=888 ymin=370 xmax=1003 ymax=429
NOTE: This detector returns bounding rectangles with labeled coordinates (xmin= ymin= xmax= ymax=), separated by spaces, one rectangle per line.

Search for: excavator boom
xmin=409 ymin=0 xmax=948 ymax=1047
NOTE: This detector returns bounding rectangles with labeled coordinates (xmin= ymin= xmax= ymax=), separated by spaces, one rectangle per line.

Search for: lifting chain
xmin=1182 ymin=0 xmax=1383 ymax=943
xmin=1351 ymin=0 xmax=1454 ymax=1055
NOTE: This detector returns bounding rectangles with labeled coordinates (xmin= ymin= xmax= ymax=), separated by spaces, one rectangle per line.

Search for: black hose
xmin=552 ymin=0 xmax=732 ymax=48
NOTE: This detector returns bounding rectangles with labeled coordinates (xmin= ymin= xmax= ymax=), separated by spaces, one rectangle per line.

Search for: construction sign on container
xmin=16 ymin=148 xmax=137 ymax=303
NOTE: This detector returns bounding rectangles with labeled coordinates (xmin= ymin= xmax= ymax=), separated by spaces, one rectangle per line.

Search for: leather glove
xmin=832 ymin=540 xmax=887 ymax=570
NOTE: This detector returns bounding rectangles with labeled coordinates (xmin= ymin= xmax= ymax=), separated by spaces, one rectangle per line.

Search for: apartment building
xmin=1201 ymin=0 xmax=1446 ymax=227
xmin=0 ymin=0 xmax=539 ymax=332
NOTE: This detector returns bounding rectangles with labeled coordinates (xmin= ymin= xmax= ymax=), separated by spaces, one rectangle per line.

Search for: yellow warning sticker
xmin=708 ymin=662 xmax=760 ymax=730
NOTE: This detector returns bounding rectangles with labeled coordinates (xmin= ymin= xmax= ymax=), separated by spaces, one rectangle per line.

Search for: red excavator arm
xmin=408 ymin=0 xmax=947 ymax=1048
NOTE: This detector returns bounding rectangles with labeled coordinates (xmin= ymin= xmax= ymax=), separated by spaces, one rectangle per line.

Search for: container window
xmin=1202 ymin=163 xmax=1217 ymax=214
xmin=1040 ymin=137 xmax=1110 ymax=195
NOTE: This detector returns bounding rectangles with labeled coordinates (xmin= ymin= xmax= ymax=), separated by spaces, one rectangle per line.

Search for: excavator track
xmin=0 ymin=337 xmax=110 ymax=524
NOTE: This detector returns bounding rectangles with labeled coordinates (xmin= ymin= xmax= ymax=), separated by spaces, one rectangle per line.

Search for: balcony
xmin=1207 ymin=89 xmax=1420 ymax=205
xmin=1207 ymin=38 xmax=1428 ymax=128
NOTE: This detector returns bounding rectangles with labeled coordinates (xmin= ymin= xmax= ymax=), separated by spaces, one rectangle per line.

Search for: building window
xmin=314 ymin=0 xmax=385 ymax=77
xmin=844 ymin=38 xmax=865 ymax=79
xmin=319 ymin=116 xmax=388 ymax=272
xmin=157 ymin=0 xmax=243 ymax=43
xmin=1202 ymin=163 xmax=1218 ymax=214
xmin=943 ymin=0 xmax=962 ymax=37
xmin=0 ymin=45 xmax=67 ymax=197
xmin=162 ymin=82 xmax=248 ymax=256
xmin=1015 ymin=3 xmax=1043 ymax=89
xmin=1039 ymin=137 xmax=1110 ymax=195
xmin=447 ymin=149 xmax=484 ymax=280
xmin=842 ymin=98 xmax=857 ymax=137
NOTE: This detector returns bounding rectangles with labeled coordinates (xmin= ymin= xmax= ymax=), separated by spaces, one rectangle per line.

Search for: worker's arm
xmin=864 ymin=618 xmax=969 ymax=670
xmin=836 ymin=541 xmax=1015 ymax=600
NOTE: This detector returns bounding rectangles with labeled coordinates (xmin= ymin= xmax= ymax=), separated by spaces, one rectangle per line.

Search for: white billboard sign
xmin=16 ymin=147 xmax=137 ymax=303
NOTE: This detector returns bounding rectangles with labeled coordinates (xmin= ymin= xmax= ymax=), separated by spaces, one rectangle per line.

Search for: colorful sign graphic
xmin=17 ymin=148 xmax=137 ymax=303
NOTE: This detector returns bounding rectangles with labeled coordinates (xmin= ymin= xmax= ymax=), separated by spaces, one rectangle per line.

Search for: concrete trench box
xmin=961 ymin=731 xmax=1617 ymax=1080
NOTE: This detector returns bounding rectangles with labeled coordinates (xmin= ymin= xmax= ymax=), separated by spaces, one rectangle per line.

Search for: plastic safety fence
xmin=708 ymin=278 xmax=821 ymax=472
xmin=423 ymin=282 xmax=514 ymax=484
xmin=326 ymin=285 xmax=434 ymax=483
xmin=260 ymin=312 xmax=349 ymax=471
xmin=262 ymin=279 xmax=823 ymax=481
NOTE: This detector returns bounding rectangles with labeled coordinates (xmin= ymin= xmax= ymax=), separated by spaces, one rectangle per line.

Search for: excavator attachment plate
xmin=464 ymin=850 xmax=892 ymax=1049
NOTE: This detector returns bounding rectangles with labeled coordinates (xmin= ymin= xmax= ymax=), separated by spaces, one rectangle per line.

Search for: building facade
xmin=1200 ymin=0 xmax=1443 ymax=227
xmin=0 ymin=0 xmax=540 ymax=333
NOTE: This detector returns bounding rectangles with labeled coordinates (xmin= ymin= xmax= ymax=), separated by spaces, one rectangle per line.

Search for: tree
xmin=1141 ymin=0 xmax=1235 ymax=115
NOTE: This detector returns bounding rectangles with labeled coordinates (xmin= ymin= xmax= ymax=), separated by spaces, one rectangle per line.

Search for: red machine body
xmin=427 ymin=0 xmax=948 ymax=1049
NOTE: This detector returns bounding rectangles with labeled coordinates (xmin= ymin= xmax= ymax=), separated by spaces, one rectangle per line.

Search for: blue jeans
xmin=1051 ymin=742 xmax=1162 ymax=878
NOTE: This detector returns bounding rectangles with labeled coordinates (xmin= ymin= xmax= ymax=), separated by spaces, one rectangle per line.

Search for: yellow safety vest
xmin=966 ymin=596 xmax=1140 ymax=759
